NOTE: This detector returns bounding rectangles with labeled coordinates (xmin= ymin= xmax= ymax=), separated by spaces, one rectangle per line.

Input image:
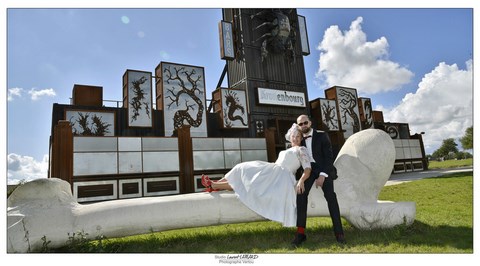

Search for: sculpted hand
xmin=315 ymin=175 xmax=326 ymax=188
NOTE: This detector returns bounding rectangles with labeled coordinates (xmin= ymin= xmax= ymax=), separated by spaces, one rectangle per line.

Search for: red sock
xmin=297 ymin=227 xmax=305 ymax=234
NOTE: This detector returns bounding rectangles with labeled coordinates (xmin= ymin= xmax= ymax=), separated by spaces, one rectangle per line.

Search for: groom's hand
xmin=315 ymin=175 xmax=326 ymax=188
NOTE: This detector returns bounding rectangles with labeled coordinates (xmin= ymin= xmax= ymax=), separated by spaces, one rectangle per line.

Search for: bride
xmin=201 ymin=123 xmax=312 ymax=227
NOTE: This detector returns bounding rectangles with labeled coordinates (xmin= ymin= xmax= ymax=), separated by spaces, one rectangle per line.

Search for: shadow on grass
xmin=53 ymin=219 xmax=473 ymax=253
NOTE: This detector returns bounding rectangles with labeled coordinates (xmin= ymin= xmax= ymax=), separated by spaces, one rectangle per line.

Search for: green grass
xmin=428 ymin=158 xmax=473 ymax=169
xmin=51 ymin=171 xmax=473 ymax=254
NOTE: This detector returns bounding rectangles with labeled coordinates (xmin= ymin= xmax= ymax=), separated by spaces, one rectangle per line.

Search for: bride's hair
xmin=285 ymin=123 xmax=301 ymax=142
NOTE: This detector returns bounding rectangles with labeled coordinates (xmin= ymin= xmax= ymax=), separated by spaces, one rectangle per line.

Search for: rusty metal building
xmin=48 ymin=8 xmax=427 ymax=203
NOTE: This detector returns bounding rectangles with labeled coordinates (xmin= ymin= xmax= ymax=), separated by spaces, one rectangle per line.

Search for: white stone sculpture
xmin=7 ymin=129 xmax=415 ymax=253
xmin=308 ymin=129 xmax=416 ymax=229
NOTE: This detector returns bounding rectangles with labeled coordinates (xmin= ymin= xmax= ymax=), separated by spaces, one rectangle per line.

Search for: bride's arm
xmin=295 ymin=146 xmax=312 ymax=194
xmin=296 ymin=167 xmax=311 ymax=194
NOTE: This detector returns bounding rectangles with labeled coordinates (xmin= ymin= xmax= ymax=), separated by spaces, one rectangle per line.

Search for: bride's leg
xmin=211 ymin=180 xmax=233 ymax=191
xmin=216 ymin=177 xmax=228 ymax=182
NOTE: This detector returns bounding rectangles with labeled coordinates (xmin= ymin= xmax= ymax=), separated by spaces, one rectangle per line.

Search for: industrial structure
xmin=48 ymin=8 xmax=427 ymax=203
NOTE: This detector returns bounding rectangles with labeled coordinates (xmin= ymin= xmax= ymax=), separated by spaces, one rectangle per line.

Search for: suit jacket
xmin=302 ymin=130 xmax=337 ymax=180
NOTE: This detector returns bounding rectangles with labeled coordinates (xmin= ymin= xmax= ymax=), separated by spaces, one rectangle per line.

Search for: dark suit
xmin=296 ymin=130 xmax=344 ymax=236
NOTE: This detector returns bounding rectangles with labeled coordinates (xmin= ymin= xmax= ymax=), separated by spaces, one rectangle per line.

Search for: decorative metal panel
xmin=319 ymin=99 xmax=339 ymax=131
xmin=335 ymin=87 xmax=361 ymax=139
xmin=386 ymin=124 xmax=400 ymax=139
xmin=359 ymin=98 xmax=374 ymax=129
xmin=66 ymin=110 xmax=115 ymax=136
xmin=125 ymin=70 xmax=153 ymax=127
xmin=160 ymin=62 xmax=208 ymax=137
xmin=219 ymin=88 xmax=249 ymax=128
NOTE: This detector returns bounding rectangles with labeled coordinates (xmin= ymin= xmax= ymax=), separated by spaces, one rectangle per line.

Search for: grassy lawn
xmin=51 ymin=171 xmax=473 ymax=255
xmin=428 ymin=158 xmax=473 ymax=169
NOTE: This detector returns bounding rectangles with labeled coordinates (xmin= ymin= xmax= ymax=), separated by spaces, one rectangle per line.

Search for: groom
xmin=291 ymin=114 xmax=345 ymax=246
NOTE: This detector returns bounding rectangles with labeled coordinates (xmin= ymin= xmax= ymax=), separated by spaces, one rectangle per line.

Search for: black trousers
xmin=296 ymin=168 xmax=344 ymax=235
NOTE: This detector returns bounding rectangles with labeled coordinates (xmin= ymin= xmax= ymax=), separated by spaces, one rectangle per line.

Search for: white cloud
xmin=28 ymin=88 xmax=56 ymax=101
xmin=7 ymin=153 xmax=49 ymax=185
xmin=382 ymin=60 xmax=473 ymax=154
xmin=316 ymin=17 xmax=414 ymax=94
xmin=8 ymin=87 xmax=24 ymax=101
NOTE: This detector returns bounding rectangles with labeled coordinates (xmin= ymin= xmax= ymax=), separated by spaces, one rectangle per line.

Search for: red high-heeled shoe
xmin=203 ymin=187 xmax=219 ymax=193
xmin=201 ymin=174 xmax=212 ymax=188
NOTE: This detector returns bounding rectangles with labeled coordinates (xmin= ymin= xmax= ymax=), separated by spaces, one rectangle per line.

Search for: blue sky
xmin=5 ymin=4 xmax=475 ymax=185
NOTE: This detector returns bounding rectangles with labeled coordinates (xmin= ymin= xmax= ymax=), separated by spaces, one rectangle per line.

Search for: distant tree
xmin=455 ymin=151 xmax=473 ymax=160
xmin=460 ymin=126 xmax=473 ymax=150
xmin=434 ymin=138 xmax=459 ymax=159
xmin=431 ymin=150 xmax=442 ymax=160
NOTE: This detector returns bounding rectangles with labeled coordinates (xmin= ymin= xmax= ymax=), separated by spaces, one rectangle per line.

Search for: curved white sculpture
xmin=312 ymin=129 xmax=416 ymax=229
xmin=7 ymin=129 xmax=415 ymax=253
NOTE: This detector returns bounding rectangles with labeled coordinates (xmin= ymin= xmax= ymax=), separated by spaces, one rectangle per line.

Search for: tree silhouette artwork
xmin=68 ymin=112 xmax=112 ymax=136
xmin=163 ymin=65 xmax=205 ymax=135
xmin=321 ymin=100 xmax=339 ymax=130
xmin=129 ymin=76 xmax=150 ymax=124
xmin=338 ymin=88 xmax=360 ymax=135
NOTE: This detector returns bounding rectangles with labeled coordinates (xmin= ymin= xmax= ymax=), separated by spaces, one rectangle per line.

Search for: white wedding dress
xmin=224 ymin=146 xmax=312 ymax=227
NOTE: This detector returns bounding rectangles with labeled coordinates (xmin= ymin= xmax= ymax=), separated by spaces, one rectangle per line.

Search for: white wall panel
xmin=240 ymin=138 xmax=266 ymax=150
xmin=224 ymin=151 xmax=242 ymax=168
xmin=192 ymin=138 xmax=224 ymax=151
xmin=142 ymin=137 xmax=178 ymax=151
xmin=193 ymin=151 xmax=225 ymax=170
xmin=241 ymin=150 xmax=267 ymax=162
xmin=118 ymin=137 xmax=142 ymax=151
xmin=223 ymin=138 xmax=241 ymax=150
xmin=74 ymin=152 xmax=118 ymax=176
xmin=142 ymin=151 xmax=179 ymax=172
xmin=119 ymin=152 xmax=142 ymax=173
xmin=74 ymin=137 xmax=117 ymax=152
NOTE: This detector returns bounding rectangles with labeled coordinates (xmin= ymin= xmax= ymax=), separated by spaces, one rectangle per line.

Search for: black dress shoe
xmin=336 ymin=233 xmax=346 ymax=244
xmin=291 ymin=233 xmax=307 ymax=247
